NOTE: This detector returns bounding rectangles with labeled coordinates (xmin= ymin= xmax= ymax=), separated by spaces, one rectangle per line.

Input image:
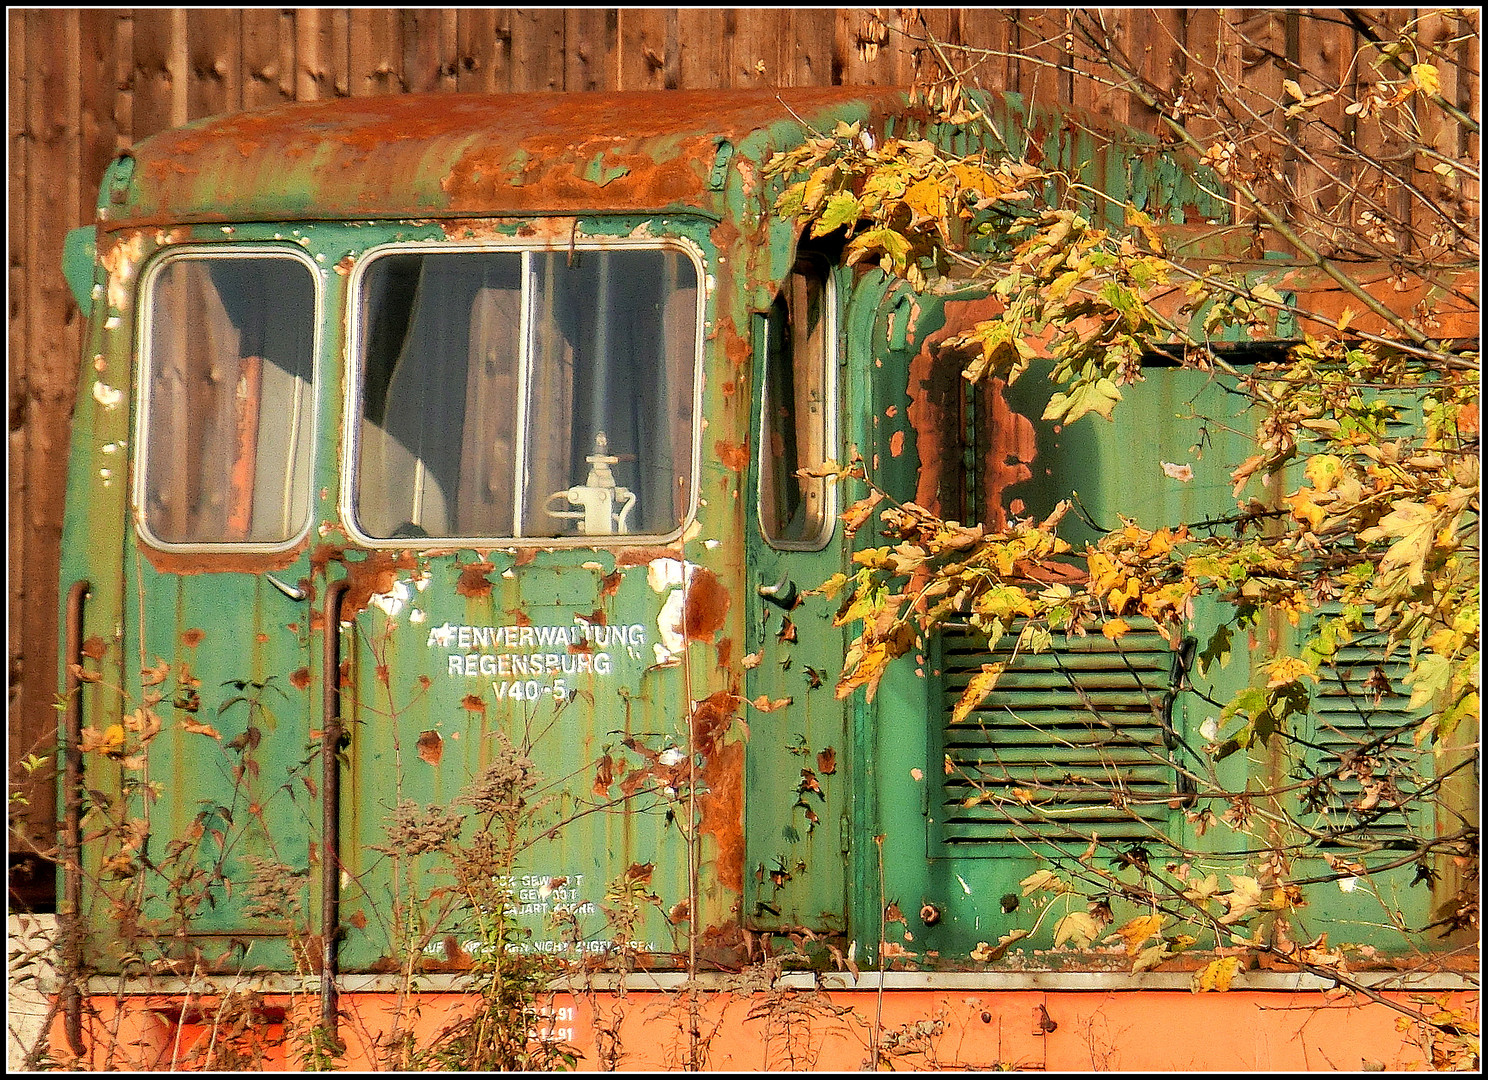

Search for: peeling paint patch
xmin=645 ymin=559 xmax=731 ymax=665
xmin=370 ymin=578 xmax=411 ymax=619
xmin=339 ymin=551 xmax=417 ymax=616
xmin=455 ymin=561 xmax=495 ymax=599
xmin=583 ymin=154 xmax=631 ymax=187
xmin=647 ymin=558 xmax=692 ymax=664
xmin=101 ymin=232 xmax=145 ymax=312
xmin=92 ymin=381 xmax=123 ymax=410
xmin=416 ymin=729 xmax=444 ymax=765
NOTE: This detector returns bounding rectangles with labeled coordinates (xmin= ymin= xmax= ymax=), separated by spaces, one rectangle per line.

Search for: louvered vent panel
xmin=935 ymin=619 xmax=1182 ymax=849
xmin=1298 ymin=398 xmax=1427 ymax=845
xmin=1309 ymin=608 xmax=1425 ymax=845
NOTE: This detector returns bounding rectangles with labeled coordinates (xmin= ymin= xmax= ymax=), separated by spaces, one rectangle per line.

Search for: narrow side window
xmin=139 ymin=252 xmax=317 ymax=547
xmin=759 ymin=257 xmax=835 ymax=549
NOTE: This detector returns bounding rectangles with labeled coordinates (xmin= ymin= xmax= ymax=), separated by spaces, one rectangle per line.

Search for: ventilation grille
xmin=935 ymin=619 xmax=1184 ymax=850
xmin=1308 ymin=610 xmax=1426 ymax=845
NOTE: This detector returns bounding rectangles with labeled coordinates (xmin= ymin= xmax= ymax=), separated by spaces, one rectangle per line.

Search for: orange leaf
xmin=180 ymin=717 xmax=222 ymax=740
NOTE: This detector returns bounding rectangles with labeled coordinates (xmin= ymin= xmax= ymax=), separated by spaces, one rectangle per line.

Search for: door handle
xmin=265 ymin=573 xmax=307 ymax=601
xmin=758 ymin=573 xmax=799 ymax=610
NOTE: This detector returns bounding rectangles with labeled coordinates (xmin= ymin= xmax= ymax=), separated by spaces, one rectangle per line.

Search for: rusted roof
xmin=103 ymin=87 xmax=917 ymax=229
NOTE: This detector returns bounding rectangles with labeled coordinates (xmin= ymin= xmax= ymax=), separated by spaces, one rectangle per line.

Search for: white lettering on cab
xmin=431 ymin=620 xmax=638 ymax=691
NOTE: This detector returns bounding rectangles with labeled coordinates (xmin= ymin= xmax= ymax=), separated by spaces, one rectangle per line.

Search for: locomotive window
xmin=351 ymin=245 xmax=700 ymax=542
xmin=137 ymin=250 xmax=318 ymax=547
xmin=758 ymin=257 xmax=836 ymax=549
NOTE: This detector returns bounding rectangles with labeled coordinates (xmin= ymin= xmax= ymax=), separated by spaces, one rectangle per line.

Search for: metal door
xmin=743 ymin=256 xmax=854 ymax=940
xmin=118 ymin=240 xmax=324 ymax=972
xmin=330 ymin=234 xmax=715 ymax=973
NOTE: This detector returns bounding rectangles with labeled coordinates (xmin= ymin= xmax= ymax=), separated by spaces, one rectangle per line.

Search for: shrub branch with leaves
xmin=768 ymin=8 xmax=1477 ymax=1063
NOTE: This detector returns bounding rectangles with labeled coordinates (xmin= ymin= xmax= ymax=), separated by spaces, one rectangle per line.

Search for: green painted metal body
xmin=58 ymin=86 xmax=1443 ymax=982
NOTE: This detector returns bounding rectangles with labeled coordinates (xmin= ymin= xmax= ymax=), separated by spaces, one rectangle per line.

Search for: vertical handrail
xmin=320 ymin=579 xmax=349 ymax=1048
xmin=60 ymin=579 xmax=90 ymax=1057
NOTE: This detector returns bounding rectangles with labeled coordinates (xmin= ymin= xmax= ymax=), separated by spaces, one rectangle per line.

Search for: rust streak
xmin=615 ymin=546 xmax=683 ymax=568
xmin=698 ymin=736 xmax=745 ymax=897
xmin=109 ymin=88 xmax=915 ymax=228
xmin=682 ymin=567 xmax=729 ymax=643
xmin=714 ymin=438 xmax=748 ymax=473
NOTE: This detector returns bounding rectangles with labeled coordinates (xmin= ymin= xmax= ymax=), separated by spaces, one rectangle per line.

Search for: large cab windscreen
xmin=352 ymin=245 xmax=700 ymax=542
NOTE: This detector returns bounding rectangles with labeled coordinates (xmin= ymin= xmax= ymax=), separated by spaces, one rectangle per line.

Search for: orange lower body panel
xmin=51 ymin=987 xmax=1474 ymax=1071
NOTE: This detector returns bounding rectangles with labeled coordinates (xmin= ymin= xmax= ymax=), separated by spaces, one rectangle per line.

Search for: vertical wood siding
xmin=6 ymin=8 xmax=1477 ymax=887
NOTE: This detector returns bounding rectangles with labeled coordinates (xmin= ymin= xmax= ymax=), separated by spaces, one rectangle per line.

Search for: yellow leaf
xmin=1053 ymin=910 xmax=1101 ymax=949
xmin=1133 ymin=942 xmax=1172 ymax=972
xmin=1284 ymin=489 xmax=1327 ymax=530
xmin=1265 ymin=655 xmax=1318 ymax=689
xmin=951 ymin=663 xmax=1006 ymax=724
xmin=803 ymin=164 xmax=837 ymax=212
xmin=1304 ymin=454 xmax=1343 ymax=494
xmin=1191 ymin=956 xmax=1241 ymax=993
xmin=1102 ymin=617 xmax=1132 ymax=642
xmin=834 ymin=642 xmax=890 ymax=703
xmin=903 ymin=176 xmax=945 ymax=224
xmin=1411 ymin=63 xmax=1441 ymax=98
xmin=81 ymin=724 xmax=127 ymax=757
xmin=1182 ymin=871 xmax=1221 ymax=903
xmin=749 ymin=695 xmax=792 ymax=713
xmin=814 ymin=572 xmax=850 ymax=600
xmin=1219 ymin=875 xmax=1264 ymax=925
xmin=1360 ymin=500 xmax=1437 ymax=588
xmin=1046 ymin=269 xmax=1083 ymax=303
xmin=1106 ymin=914 xmax=1164 ymax=957
xmin=1020 ymin=869 xmax=1068 ymax=896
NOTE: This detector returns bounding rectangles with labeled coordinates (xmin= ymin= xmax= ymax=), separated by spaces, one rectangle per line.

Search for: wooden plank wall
xmin=6 ymin=9 xmax=1477 ymax=892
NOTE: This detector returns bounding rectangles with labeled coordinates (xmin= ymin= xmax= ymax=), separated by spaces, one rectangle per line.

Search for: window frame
xmin=755 ymin=256 xmax=838 ymax=552
xmin=341 ymin=236 xmax=708 ymax=549
xmin=132 ymin=243 xmax=323 ymax=554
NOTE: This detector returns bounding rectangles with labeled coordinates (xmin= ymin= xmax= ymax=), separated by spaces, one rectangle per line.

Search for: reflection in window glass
xmin=759 ymin=259 xmax=834 ymax=548
xmin=354 ymin=246 xmax=699 ymax=541
xmin=139 ymin=253 xmax=316 ymax=545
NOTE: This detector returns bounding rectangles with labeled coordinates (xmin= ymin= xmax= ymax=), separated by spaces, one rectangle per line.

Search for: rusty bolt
xmin=918 ymin=902 xmax=941 ymax=926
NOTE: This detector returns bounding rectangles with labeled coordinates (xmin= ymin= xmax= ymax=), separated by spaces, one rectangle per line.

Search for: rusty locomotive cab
xmin=56 ymin=86 xmax=1467 ymax=1028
